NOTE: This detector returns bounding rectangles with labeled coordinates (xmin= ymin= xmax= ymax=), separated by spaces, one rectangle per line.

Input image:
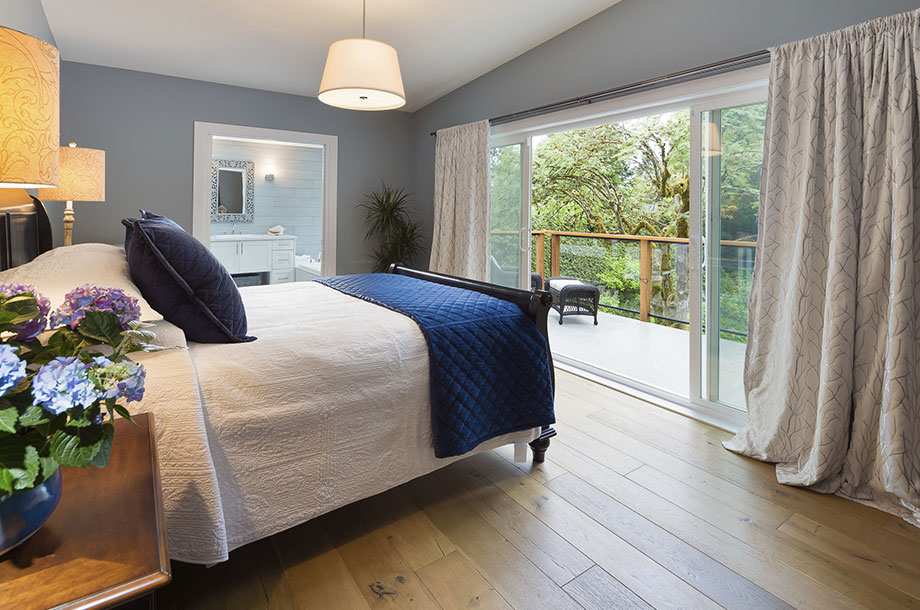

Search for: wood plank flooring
xmin=149 ymin=370 xmax=920 ymax=610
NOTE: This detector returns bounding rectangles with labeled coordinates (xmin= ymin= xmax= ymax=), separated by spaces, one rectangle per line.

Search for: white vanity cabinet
xmin=210 ymin=241 xmax=242 ymax=274
xmin=210 ymin=234 xmax=297 ymax=284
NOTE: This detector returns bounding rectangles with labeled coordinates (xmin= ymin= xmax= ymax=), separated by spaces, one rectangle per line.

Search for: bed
xmin=0 ymin=199 xmax=557 ymax=565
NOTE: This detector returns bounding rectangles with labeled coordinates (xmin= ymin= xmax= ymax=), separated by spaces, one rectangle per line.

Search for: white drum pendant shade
xmin=318 ymin=38 xmax=406 ymax=111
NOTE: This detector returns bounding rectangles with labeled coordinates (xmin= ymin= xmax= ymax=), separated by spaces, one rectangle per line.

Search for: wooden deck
xmin=548 ymin=308 xmax=747 ymax=408
xmin=150 ymin=370 xmax=920 ymax=610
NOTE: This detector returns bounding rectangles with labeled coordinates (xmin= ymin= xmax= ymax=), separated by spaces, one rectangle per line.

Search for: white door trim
xmin=192 ymin=122 xmax=338 ymax=277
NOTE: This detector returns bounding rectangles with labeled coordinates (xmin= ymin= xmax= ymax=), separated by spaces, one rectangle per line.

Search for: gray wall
xmin=57 ymin=61 xmax=415 ymax=274
xmin=4 ymin=0 xmax=55 ymax=44
xmin=411 ymin=0 xmax=920 ymax=265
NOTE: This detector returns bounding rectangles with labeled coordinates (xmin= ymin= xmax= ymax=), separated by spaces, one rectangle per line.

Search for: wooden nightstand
xmin=0 ymin=412 xmax=170 ymax=609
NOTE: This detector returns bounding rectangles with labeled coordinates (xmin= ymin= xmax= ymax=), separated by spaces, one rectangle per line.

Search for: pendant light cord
xmin=362 ymin=0 xmax=366 ymax=38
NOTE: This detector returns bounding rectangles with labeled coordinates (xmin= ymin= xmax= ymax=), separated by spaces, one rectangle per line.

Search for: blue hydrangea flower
xmin=115 ymin=361 xmax=146 ymax=403
xmin=0 ymin=283 xmax=51 ymax=341
xmin=50 ymin=285 xmax=141 ymax=331
xmin=0 ymin=344 xmax=26 ymax=397
xmin=90 ymin=356 xmax=146 ymax=403
xmin=32 ymin=357 xmax=99 ymax=415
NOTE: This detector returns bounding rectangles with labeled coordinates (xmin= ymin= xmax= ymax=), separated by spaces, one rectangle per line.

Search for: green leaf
xmin=49 ymin=425 xmax=106 ymax=468
xmin=0 ymin=469 xmax=14 ymax=495
xmin=135 ymin=343 xmax=176 ymax=353
xmin=18 ymin=405 xmax=50 ymax=427
xmin=39 ymin=456 xmax=59 ymax=480
xmin=91 ymin=424 xmax=114 ymax=468
xmin=11 ymin=445 xmax=40 ymax=490
xmin=65 ymin=414 xmax=94 ymax=428
xmin=0 ymin=434 xmax=43 ymax=491
xmin=113 ymin=404 xmax=136 ymax=424
xmin=78 ymin=311 xmax=125 ymax=347
xmin=0 ymin=406 xmax=17 ymax=434
xmin=0 ymin=295 xmax=41 ymax=328
xmin=44 ymin=329 xmax=88 ymax=359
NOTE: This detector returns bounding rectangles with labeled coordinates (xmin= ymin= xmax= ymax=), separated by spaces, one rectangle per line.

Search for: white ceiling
xmin=41 ymin=0 xmax=620 ymax=112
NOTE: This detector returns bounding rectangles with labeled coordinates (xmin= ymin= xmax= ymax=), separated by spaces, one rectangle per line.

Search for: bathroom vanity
xmin=210 ymin=234 xmax=297 ymax=284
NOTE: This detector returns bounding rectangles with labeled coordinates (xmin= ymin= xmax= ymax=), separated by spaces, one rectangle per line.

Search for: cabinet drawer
xmin=272 ymin=250 xmax=294 ymax=269
xmin=270 ymin=270 xmax=293 ymax=284
xmin=272 ymin=239 xmax=295 ymax=251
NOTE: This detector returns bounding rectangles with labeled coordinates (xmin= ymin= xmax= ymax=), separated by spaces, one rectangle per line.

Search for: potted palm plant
xmin=358 ymin=184 xmax=424 ymax=272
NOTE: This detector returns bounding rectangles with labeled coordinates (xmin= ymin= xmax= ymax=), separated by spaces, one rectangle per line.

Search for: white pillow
xmin=0 ymin=243 xmax=163 ymax=322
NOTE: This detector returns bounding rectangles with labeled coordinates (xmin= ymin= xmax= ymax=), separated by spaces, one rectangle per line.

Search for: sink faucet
xmin=231 ymin=223 xmax=237 ymax=235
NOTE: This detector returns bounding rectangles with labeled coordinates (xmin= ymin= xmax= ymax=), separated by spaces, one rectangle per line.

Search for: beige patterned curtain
xmin=429 ymin=120 xmax=491 ymax=280
xmin=725 ymin=9 xmax=920 ymax=525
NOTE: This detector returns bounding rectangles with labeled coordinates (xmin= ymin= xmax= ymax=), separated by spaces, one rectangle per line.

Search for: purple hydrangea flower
xmin=50 ymin=285 xmax=141 ymax=331
xmin=90 ymin=356 xmax=146 ymax=403
xmin=0 ymin=344 xmax=26 ymax=397
xmin=32 ymin=356 xmax=99 ymax=415
xmin=0 ymin=283 xmax=51 ymax=341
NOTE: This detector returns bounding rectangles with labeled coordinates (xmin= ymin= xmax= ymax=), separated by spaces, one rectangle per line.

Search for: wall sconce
xmin=265 ymin=166 xmax=276 ymax=182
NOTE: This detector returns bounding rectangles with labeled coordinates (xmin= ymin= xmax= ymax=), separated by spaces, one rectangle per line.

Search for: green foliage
xmin=490 ymin=146 xmax=524 ymax=270
xmin=599 ymin=250 xmax=641 ymax=297
xmin=359 ymin=183 xmax=425 ymax=272
xmin=526 ymin=105 xmax=764 ymax=339
xmin=531 ymin=112 xmax=695 ymax=237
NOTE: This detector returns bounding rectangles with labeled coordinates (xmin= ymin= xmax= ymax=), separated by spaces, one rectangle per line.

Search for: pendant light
xmin=318 ymin=0 xmax=406 ymax=111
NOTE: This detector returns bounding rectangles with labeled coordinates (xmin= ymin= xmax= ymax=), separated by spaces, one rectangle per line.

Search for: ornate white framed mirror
xmin=211 ymin=159 xmax=255 ymax=222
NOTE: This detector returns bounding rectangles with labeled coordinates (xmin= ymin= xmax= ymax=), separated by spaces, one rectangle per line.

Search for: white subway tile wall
xmin=211 ymin=138 xmax=324 ymax=258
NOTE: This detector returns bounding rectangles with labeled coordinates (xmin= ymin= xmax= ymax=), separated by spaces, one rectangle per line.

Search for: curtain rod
xmin=429 ymin=49 xmax=770 ymax=136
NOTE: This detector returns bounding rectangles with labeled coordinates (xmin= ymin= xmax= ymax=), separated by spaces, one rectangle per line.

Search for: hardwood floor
xmin=150 ymin=370 xmax=920 ymax=610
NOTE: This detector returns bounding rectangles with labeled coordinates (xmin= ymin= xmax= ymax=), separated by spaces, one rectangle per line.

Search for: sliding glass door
xmin=489 ymin=137 xmax=532 ymax=288
xmin=690 ymin=95 xmax=767 ymax=413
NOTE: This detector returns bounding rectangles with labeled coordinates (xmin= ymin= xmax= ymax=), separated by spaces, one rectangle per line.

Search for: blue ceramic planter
xmin=0 ymin=468 xmax=62 ymax=556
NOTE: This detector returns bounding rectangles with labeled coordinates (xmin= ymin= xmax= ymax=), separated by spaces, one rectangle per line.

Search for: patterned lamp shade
xmin=39 ymin=145 xmax=105 ymax=202
xmin=0 ymin=27 xmax=60 ymax=188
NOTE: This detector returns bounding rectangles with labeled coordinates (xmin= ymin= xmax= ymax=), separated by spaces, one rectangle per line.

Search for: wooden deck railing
xmin=510 ymin=230 xmax=756 ymax=323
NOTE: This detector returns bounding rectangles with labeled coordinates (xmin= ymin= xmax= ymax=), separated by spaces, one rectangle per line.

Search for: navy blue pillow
xmin=121 ymin=214 xmax=255 ymax=343
xmin=123 ymin=210 xmax=183 ymax=252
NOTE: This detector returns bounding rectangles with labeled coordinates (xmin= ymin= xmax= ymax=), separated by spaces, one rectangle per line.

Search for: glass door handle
xmin=518 ymin=228 xmax=529 ymax=253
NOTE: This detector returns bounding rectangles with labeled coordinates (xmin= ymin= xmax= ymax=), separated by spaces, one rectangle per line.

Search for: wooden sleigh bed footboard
xmin=386 ymin=264 xmax=558 ymax=462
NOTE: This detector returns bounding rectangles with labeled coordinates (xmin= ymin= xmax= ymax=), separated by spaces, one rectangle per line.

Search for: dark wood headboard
xmin=0 ymin=194 xmax=53 ymax=271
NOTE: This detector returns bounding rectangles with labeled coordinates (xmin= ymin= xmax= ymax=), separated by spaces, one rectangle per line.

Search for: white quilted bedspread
xmin=137 ymin=281 xmax=536 ymax=564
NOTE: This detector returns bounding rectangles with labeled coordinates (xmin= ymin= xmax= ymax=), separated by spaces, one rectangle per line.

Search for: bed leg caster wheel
xmin=529 ymin=437 xmax=551 ymax=463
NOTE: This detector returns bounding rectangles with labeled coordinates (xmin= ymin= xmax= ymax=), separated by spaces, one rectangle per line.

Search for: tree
xmin=527 ymin=104 xmax=765 ymax=335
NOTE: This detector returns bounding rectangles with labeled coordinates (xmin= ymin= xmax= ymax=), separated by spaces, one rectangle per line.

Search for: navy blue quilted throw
xmin=316 ymin=273 xmax=555 ymax=458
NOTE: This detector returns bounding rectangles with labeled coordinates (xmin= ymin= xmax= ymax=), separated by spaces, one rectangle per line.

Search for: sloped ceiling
xmin=42 ymin=0 xmax=621 ymax=112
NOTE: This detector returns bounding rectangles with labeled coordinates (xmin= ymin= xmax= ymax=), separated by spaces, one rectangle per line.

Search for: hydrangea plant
xmin=0 ymin=283 xmax=160 ymax=496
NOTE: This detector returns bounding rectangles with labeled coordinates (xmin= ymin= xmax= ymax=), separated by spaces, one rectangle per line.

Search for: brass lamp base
xmin=62 ymin=200 xmax=74 ymax=247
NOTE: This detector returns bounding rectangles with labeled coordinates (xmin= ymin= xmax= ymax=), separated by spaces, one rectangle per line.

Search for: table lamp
xmin=0 ymin=26 xmax=60 ymax=189
xmin=39 ymin=143 xmax=106 ymax=246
